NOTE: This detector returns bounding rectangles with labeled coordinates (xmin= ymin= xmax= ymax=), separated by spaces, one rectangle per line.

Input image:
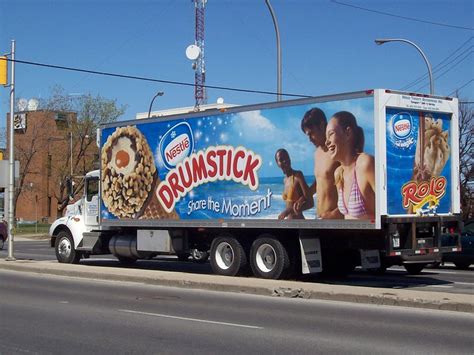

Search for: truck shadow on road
xmin=80 ymin=257 xmax=456 ymax=291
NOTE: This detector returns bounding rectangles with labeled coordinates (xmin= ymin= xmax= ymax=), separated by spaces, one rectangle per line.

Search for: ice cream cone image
xmin=138 ymin=174 xmax=179 ymax=220
xmin=408 ymin=114 xmax=450 ymax=214
xmin=101 ymin=126 xmax=157 ymax=219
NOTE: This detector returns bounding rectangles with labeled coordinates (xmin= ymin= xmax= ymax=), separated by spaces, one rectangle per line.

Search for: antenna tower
xmin=194 ymin=0 xmax=207 ymax=106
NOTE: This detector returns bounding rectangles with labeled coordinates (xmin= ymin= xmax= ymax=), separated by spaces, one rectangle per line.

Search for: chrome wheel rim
xmin=256 ymin=244 xmax=277 ymax=273
xmin=215 ymin=242 xmax=234 ymax=270
xmin=58 ymin=237 xmax=72 ymax=259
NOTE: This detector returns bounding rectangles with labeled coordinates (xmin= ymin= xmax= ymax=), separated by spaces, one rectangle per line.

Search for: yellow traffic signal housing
xmin=0 ymin=56 xmax=7 ymax=85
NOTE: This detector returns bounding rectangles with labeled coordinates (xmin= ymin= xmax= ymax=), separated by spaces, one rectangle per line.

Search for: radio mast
xmin=194 ymin=0 xmax=207 ymax=107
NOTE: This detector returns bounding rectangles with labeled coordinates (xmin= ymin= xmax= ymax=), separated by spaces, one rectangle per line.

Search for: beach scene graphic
xmin=101 ymin=97 xmax=375 ymax=221
xmin=173 ymin=176 xmax=316 ymax=220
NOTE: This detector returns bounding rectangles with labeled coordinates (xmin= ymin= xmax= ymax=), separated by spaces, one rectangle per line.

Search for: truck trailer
xmin=50 ymin=89 xmax=462 ymax=279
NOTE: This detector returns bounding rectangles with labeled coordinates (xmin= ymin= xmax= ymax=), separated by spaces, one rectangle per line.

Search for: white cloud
xmin=233 ymin=110 xmax=278 ymax=142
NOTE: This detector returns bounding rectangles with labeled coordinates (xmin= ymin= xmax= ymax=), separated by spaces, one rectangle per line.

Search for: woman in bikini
xmin=275 ymin=149 xmax=313 ymax=219
xmin=325 ymin=111 xmax=375 ymax=220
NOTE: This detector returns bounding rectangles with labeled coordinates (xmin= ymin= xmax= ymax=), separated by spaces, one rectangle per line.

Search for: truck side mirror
xmin=66 ymin=177 xmax=74 ymax=201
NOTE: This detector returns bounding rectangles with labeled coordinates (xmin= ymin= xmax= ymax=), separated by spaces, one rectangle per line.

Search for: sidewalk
xmin=0 ymin=255 xmax=472 ymax=314
xmin=11 ymin=233 xmax=50 ymax=241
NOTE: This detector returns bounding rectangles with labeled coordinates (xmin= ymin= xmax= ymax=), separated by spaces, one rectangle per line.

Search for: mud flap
xmin=360 ymin=249 xmax=381 ymax=269
xmin=299 ymin=237 xmax=322 ymax=274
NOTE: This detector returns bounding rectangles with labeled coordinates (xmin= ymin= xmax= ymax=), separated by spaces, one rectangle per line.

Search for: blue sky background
xmin=103 ymin=96 xmax=373 ymax=178
xmin=1 ymin=0 xmax=473 ymax=139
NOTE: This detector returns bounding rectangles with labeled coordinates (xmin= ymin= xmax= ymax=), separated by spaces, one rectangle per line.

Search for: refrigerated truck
xmin=50 ymin=89 xmax=462 ymax=279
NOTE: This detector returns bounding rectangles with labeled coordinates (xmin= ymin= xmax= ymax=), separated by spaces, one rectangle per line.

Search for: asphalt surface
xmin=1 ymin=235 xmax=473 ymax=313
xmin=6 ymin=238 xmax=474 ymax=295
xmin=2 ymin=269 xmax=473 ymax=354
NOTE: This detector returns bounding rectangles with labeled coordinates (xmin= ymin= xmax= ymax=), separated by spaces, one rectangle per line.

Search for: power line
xmin=4 ymin=57 xmax=311 ymax=99
xmin=449 ymin=79 xmax=474 ymax=96
xmin=402 ymin=37 xmax=473 ymax=90
xmin=407 ymin=47 xmax=472 ymax=90
xmin=3 ymin=57 xmax=471 ymax=101
xmin=414 ymin=50 xmax=472 ymax=92
xmin=331 ymin=0 xmax=474 ymax=31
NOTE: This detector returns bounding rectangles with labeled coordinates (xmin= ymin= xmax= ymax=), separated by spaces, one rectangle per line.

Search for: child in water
xmin=275 ymin=149 xmax=313 ymax=219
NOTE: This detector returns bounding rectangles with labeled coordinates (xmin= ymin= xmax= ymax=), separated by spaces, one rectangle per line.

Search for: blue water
xmin=175 ymin=176 xmax=317 ymax=220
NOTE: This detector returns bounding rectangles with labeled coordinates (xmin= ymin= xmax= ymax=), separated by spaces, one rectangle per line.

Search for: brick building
xmin=6 ymin=110 xmax=98 ymax=223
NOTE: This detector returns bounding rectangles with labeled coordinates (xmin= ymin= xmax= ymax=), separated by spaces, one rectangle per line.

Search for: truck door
xmin=84 ymin=176 xmax=99 ymax=227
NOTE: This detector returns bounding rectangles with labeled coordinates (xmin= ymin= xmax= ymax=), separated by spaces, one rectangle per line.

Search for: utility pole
xmin=6 ymin=40 xmax=16 ymax=261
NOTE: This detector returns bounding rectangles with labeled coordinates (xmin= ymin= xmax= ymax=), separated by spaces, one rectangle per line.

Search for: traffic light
xmin=0 ymin=56 xmax=7 ymax=86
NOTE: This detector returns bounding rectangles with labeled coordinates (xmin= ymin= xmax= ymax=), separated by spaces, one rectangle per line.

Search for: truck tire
xmin=55 ymin=230 xmax=81 ymax=264
xmin=210 ymin=236 xmax=247 ymax=276
xmin=404 ymin=263 xmax=426 ymax=275
xmin=250 ymin=236 xmax=290 ymax=279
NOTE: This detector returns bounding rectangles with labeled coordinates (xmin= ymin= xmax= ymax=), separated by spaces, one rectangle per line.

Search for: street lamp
xmin=148 ymin=91 xmax=164 ymax=119
xmin=375 ymin=38 xmax=434 ymax=95
xmin=265 ymin=0 xmax=282 ymax=101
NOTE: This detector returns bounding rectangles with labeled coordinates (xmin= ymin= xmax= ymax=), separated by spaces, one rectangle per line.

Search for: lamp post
xmin=148 ymin=91 xmax=164 ymax=119
xmin=375 ymin=38 xmax=434 ymax=95
xmin=265 ymin=0 xmax=282 ymax=101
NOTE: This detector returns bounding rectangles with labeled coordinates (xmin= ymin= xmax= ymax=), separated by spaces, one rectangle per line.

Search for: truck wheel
xmin=453 ymin=262 xmax=471 ymax=270
xmin=210 ymin=236 xmax=247 ymax=276
xmin=404 ymin=263 xmax=426 ymax=275
xmin=250 ymin=237 xmax=290 ymax=279
xmin=55 ymin=230 xmax=81 ymax=264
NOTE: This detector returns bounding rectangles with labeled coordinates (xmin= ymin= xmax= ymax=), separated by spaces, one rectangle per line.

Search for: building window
xmin=55 ymin=113 xmax=68 ymax=130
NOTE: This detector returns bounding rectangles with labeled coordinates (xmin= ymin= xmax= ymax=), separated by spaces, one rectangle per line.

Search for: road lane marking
xmin=118 ymin=309 xmax=264 ymax=329
xmin=430 ymin=285 xmax=453 ymax=288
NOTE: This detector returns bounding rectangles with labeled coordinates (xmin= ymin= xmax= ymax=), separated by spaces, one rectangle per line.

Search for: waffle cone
xmin=138 ymin=175 xmax=179 ymax=220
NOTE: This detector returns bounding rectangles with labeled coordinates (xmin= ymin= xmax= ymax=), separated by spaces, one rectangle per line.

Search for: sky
xmin=0 ymin=0 xmax=473 ymax=139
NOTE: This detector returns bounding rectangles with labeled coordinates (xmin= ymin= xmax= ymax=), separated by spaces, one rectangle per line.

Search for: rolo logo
xmin=159 ymin=122 xmax=194 ymax=170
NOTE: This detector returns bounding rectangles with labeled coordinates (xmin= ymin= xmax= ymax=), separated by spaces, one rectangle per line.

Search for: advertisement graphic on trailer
xmin=386 ymin=108 xmax=451 ymax=215
xmin=100 ymin=97 xmax=376 ymax=221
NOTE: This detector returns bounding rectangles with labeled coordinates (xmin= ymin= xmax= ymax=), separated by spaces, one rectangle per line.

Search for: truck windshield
xmin=86 ymin=177 xmax=99 ymax=202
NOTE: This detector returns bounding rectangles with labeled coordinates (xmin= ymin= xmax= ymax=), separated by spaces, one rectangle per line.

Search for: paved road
xmin=1 ymin=269 xmax=473 ymax=354
xmin=2 ymin=239 xmax=473 ymax=296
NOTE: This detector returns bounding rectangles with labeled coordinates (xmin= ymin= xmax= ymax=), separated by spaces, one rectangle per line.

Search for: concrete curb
xmin=0 ymin=259 xmax=472 ymax=313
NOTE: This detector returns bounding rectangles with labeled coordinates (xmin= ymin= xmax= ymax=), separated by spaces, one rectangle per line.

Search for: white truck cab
xmin=49 ymin=170 xmax=99 ymax=263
